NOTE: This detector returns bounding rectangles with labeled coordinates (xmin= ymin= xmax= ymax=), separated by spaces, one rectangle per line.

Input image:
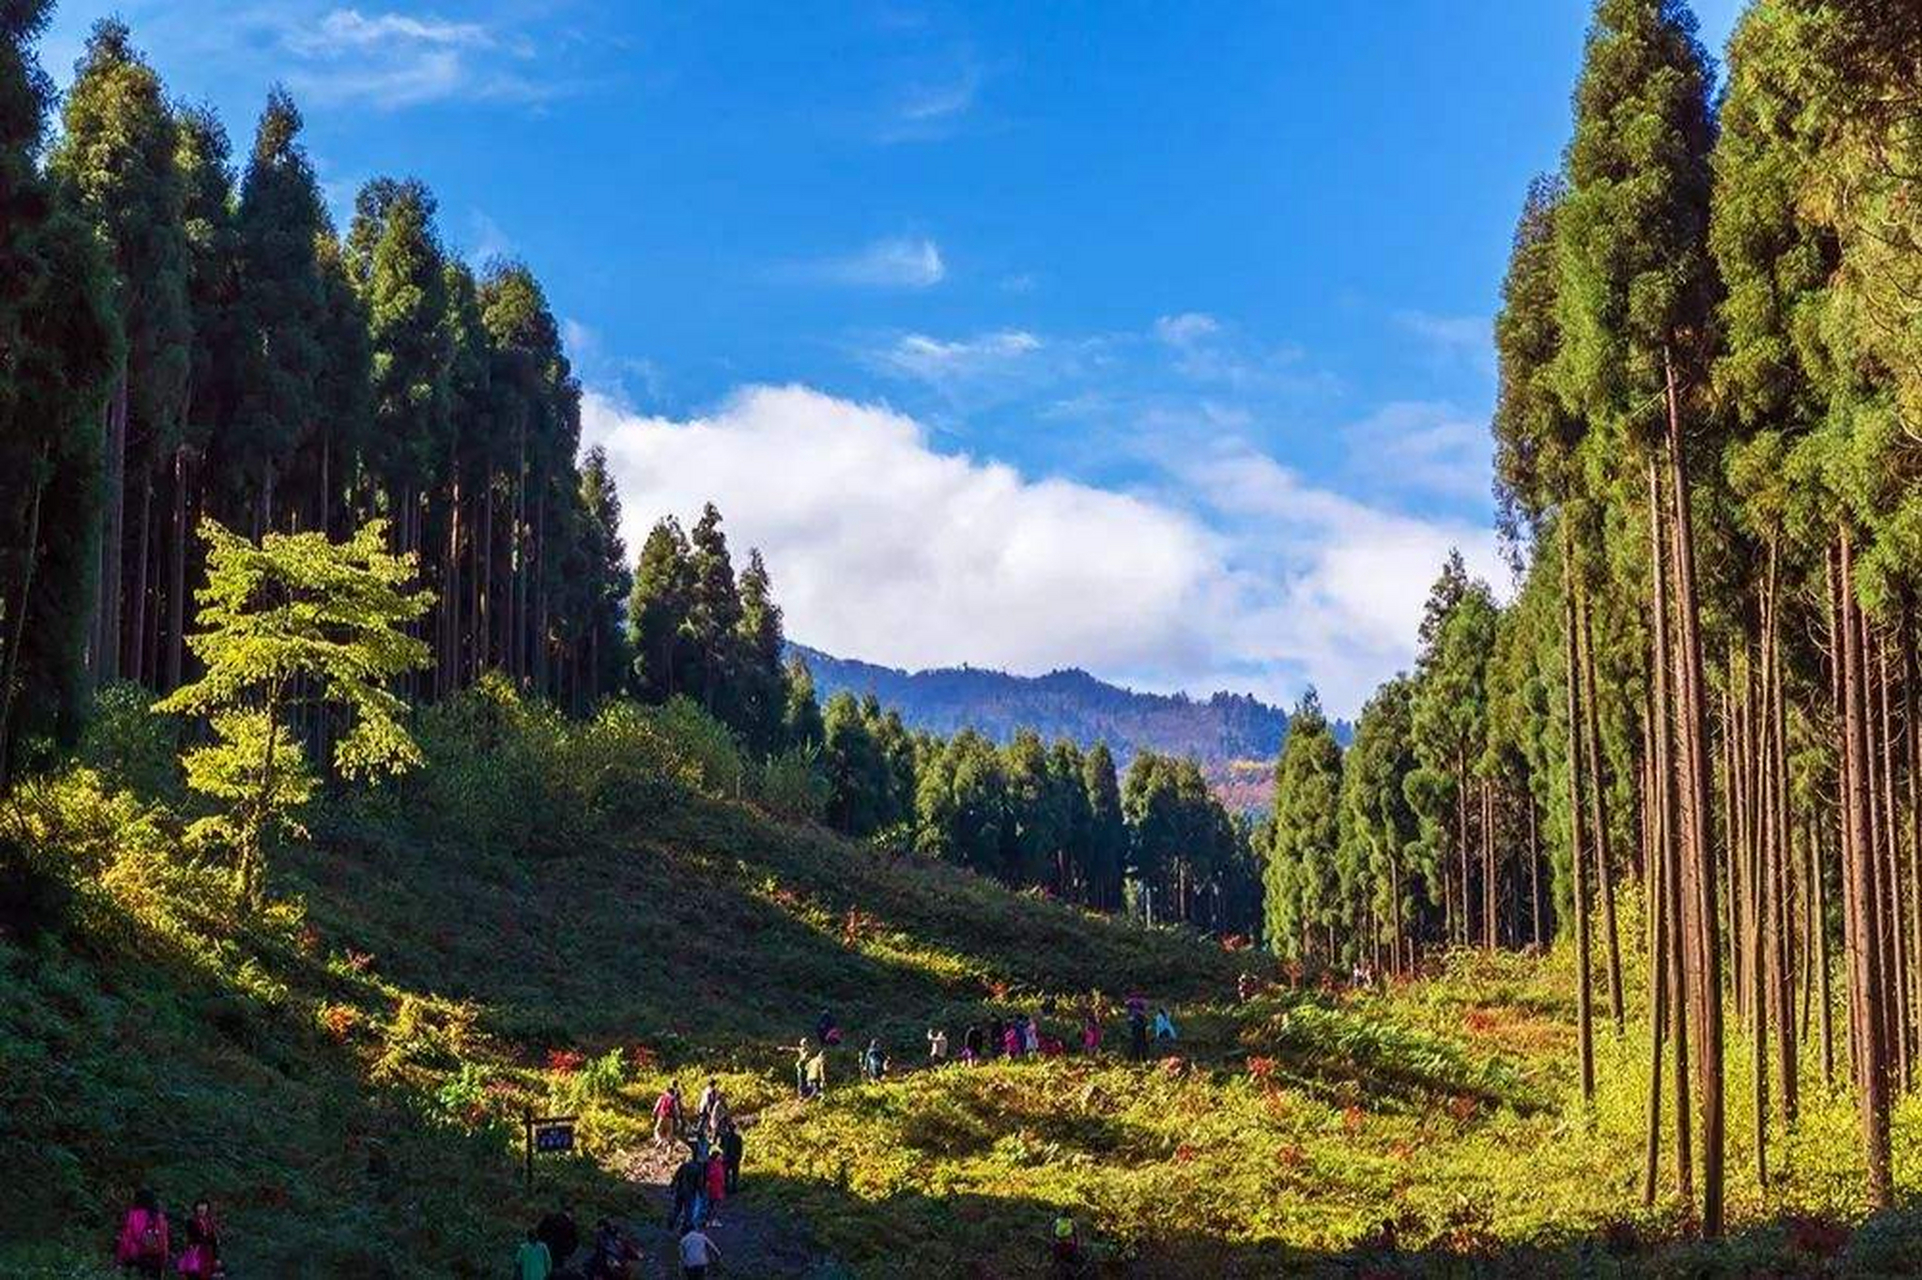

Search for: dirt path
xmin=609 ymin=1117 xmax=841 ymax=1279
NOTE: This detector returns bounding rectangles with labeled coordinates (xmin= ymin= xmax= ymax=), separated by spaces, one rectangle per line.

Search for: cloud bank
xmin=582 ymin=385 xmax=1500 ymax=714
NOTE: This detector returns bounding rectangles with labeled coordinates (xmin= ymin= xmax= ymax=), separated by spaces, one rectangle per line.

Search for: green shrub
xmin=78 ymin=682 xmax=180 ymax=801
xmin=647 ymin=696 xmax=745 ymax=798
xmin=757 ymin=742 xmax=830 ymax=821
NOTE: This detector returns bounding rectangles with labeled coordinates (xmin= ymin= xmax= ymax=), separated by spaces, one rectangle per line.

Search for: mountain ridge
xmin=789 ymin=643 xmax=1351 ymax=810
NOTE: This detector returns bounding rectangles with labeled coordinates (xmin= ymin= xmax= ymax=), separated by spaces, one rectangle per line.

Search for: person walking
xmin=794 ymin=1039 xmax=814 ymax=1099
xmin=697 ymin=1078 xmax=726 ymax=1134
xmin=536 ymin=1201 xmax=578 ymax=1272
xmin=719 ymin=1116 xmax=744 ymax=1193
xmin=816 ymin=1009 xmax=841 ymax=1046
xmin=863 ymin=1038 xmax=886 ymax=1082
xmin=654 ymin=1082 xmax=684 ymax=1151
xmin=927 ymin=1026 xmax=948 ymax=1064
xmin=678 ymin=1225 xmax=721 ymax=1279
xmin=704 ymin=1144 xmax=727 ymax=1226
xmin=963 ymin=1023 xmax=984 ymax=1063
xmin=1153 ymin=1008 xmax=1178 ymax=1043
xmin=115 ymin=1189 xmax=170 ymax=1277
xmin=1002 ymin=1021 xmax=1022 ymax=1058
xmin=806 ymin=1043 xmax=828 ymax=1097
xmin=514 ymin=1228 xmax=553 ymax=1280
xmin=668 ymin=1152 xmax=704 ymax=1232
xmin=1127 ymin=1004 xmax=1148 ymax=1062
xmin=1023 ymin=1015 xmax=1040 ymax=1055
xmin=176 ymin=1199 xmax=221 ymax=1280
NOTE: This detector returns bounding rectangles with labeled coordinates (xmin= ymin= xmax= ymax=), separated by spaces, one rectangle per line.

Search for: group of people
xmin=515 ymin=1205 xmax=647 ymax=1280
xmin=114 ymin=1190 xmax=222 ymax=1278
xmin=793 ymin=996 xmax=1183 ymax=1103
xmin=654 ymin=1077 xmax=744 ymax=1278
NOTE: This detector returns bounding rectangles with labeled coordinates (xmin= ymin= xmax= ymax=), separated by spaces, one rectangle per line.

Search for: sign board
xmin=523 ymin=1112 xmax=580 ymax=1187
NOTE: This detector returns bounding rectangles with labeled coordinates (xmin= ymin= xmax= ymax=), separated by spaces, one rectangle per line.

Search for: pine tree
xmin=629 ymin=518 xmax=693 ymax=703
xmin=1265 ymin=690 xmax=1343 ymax=960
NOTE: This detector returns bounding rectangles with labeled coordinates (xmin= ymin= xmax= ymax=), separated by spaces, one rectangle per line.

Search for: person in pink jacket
xmin=704 ymin=1146 xmax=727 ymax=1226
xmin=115 ymin=1188 xmax=170 ymax=1276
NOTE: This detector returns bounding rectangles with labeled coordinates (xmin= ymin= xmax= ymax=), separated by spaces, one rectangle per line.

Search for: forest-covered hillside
xmin=793 ymin=644 xmax=1345 ymax=810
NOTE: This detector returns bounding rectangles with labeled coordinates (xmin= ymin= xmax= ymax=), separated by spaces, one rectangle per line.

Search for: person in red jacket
xmin=704 ymin=1145 xmax=727 ymax=1226
xmin=115 ymin=1188 xmax=170 ymax=1276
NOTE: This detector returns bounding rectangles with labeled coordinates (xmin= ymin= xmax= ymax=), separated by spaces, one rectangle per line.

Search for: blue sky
xmin=40 ymin=0 xmax=1742 ymax=713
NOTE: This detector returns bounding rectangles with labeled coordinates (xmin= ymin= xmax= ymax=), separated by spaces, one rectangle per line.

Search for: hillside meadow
xmin=2 ymin=682 xmax=1920 ymax=1277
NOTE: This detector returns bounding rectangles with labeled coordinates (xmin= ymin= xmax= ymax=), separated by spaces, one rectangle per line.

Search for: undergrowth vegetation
xmin=4 ymin=682 xmax=1921 ymax=1277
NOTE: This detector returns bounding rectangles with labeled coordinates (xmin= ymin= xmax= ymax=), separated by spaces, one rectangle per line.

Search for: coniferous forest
xmin=5 ymin=0 xmax=1922 ymax=1275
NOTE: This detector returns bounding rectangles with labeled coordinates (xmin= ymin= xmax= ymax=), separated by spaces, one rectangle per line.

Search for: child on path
xmin=114 ymin=1189 xmax=170 ymax=1277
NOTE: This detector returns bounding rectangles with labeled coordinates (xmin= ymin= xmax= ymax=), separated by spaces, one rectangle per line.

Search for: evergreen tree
xmin=1265 ymin=690 xmax=1343 ymax=960
xmin=733 ymin=547 xmax=787 ymax=755
xmin=1082 ymin=742 xmax=1127 ymax=910
xmin=686 ymin=503 xmax=743 ymax=717
xmin=0 ymin=1 xmax=121 ymax=784
xmin=50 ymin=19 xmax=191 ymax=686
xmin=628 ymin=517 xmax=693 ymax=703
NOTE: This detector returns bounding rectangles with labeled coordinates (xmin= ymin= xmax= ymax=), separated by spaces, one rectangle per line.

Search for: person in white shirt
xmin=927 ymin=1026 xmax=948 ymax=1063
xmin=679 ymin=1226 xmax=720 ymax=1278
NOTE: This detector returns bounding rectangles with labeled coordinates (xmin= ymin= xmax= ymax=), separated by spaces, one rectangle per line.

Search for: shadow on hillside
xmin=732 ymin=1169 xmax=1922 ymax=1280
xmin=3 ymin=900 xmax=656 ymax=1278
xmin=294 ymin=797 xmax=1255 ymax=1074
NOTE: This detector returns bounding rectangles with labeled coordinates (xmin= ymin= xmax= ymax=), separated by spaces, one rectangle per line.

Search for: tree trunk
xmin=1563 ymin=534 xmax=1596 ymax=1105
xmin=0 ymin=448 xmax=50 ymax=789
xmin=1664 ymin=347 xmax=1721 ymax=1235
xmin=166 ymin=447 xmax=189 ymax=691
xmin=1839 ymin=525 xmax=1892 ymax=1207
xmin=1649 ymin=452 xmax=1693 ymax=1200
xmin=128 ymin=463 xmax=151 ymax=686
xmin=1578 ymin=590 xmax=1625 ymax=1032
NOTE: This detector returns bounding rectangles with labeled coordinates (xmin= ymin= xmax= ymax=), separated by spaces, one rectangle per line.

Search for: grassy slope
xmin=0 ymin=768 xmax=1246 ymax=1277
xmin=7 ymin=762 xmax=1922 ymax=1278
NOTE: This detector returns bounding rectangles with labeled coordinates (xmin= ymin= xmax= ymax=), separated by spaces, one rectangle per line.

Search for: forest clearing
xmin=4 ymin=0 xmax=1922 ymax=1276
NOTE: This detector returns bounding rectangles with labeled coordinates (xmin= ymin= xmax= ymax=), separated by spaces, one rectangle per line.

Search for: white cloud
xmin=464 ymin=209 xmax=512 ymax=264
xmin=796 ymin=236 xmax=947 ymax=288
xmin=875 ymin=330 xmax=1041 ymax=382
xmin=1153 ymin=312 xmax=1221 ymax=346
xmin=280 ymin=7 xmax=550 ymax=110
xmin=287 ymin=9 xmax=493 ymax=54
xmin=1394 ymin=309 xmax=1495 ymax=376
xmin=581 ymin=383 xmax=1499 ymax=714
xmin=1344 ymin=400 xmax=1491 ymax=500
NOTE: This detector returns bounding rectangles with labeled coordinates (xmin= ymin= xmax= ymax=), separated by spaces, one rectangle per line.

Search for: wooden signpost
xmin=522 ymin=1110 xmax=578 ymax=1188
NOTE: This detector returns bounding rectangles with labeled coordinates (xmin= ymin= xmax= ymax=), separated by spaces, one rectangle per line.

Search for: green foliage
xmin=1264 ymin=690 xmax=1343 ymax=959
xmin=155 ymin=518 xmax=432 ymax=905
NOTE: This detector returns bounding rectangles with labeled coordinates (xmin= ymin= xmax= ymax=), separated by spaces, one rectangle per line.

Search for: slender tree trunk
xmin=166 ymin=447 xmax=189 ymax=691
xmin=1564 ymin=537 xmax=1596 ymax=1105
xmin=1650 ymin=453 xmax=1693 ymax=1200
xmin=128 ymin=464 xmax=151 ymax=686
xmin=1579 ymin=591 xmax=1625 ymax=1032
xmin=98 ymin=377 xmax=128 ymax=686
xmin=1840 ymin=526 xmax=1893 ymax=1206
xmin=1664 ymin=348 xmax=1721 ymax=1236
xmin=1529 ymin=796 xmax=1543 ymax=949
xmin=0 ymin=450 xmax=50 ymax=789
